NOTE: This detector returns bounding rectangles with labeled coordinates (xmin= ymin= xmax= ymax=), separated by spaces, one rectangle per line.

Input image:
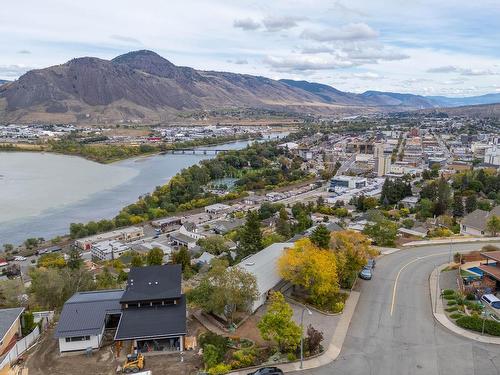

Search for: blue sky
xmin=1 ymin=0 xmax=499 ymax=96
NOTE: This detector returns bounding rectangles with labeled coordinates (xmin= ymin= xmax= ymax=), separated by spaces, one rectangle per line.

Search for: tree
xmin=188 ymin=259 xmax=258 ymax=324
xmin=363 ymin=220 xmax=398 ymax=247
xmin=466 ymin=195 xmax=477 ymax=213
xmin=171 ymin=247 xmax=191 ymax=272
xmin=487 ymin=215 xmax=500 ymax=237
xmin=3 ymin=264 xmax=21 ymax=278
xmin=67 ymin=248 xmax=83 ymax=270
xmin=257 ymin=291 xmax=301 ymax=352
xmin=278 ymin=238 xmax=339 ymax=307
xmin=330 ymin=231 xmax=376 ymax=288
xmin=416 ymin=198 xmax=434 ymax=219
xmin=305 ymin=325 xmax=324 ymax=355
xmin=3 ymin=244 xmax=14 ymax=253
xmin=146 ymin=247 xmax=164 ymax=266
xmin=197 ymin=236 xmax=229 ymax=255
xmin=96 ymin=267 xmax=119 ymax=289
xmin=310 ymin=224 xmax=331 ymax=249
xmin=452 ymin=195 xmax=464 ymax=217
xmin=238 ymin=211 xmax=263 ymax=258
xmin=130 ymin=253 xmax=144 ymax=267
xmin=434 ymin=177 xmax=451 ymax=216
xmin=203 ymin=344 xmax=221 ymax=370
xmin=37 ymin=253 xmax=66 ymax=268
xmin=0 ymin=279 xmax=25 ymax=308
xmin=276 ymin=208 xmax=292 ymax=238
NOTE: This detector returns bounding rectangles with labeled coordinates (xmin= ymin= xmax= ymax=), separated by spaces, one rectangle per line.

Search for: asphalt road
xmin=298 ymin=242 xmax=500 ymax=375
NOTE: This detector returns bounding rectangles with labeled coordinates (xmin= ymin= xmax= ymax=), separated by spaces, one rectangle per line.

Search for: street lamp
xmin=300 ymin=307 xmax=313 ymax=369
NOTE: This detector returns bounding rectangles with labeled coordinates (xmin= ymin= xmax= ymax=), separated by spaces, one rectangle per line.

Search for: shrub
xmin=445 ymin=306 xmax=458 ymax=312
xmin=332 ymin=302 xmax=344 ymax=313
xmin=450 ymin=313 xmax=463 ymax=319
xmin=203 ymin=344 xmax=221 ymax=369
xmin=443 ymin=294 xmax=456 ymax=300
xmin=447 ymin=300 xmax=457 ymax=306
xmin=199 ymin=332 xmax=228 ymax=366
xmin=230 ymin=349 xmax=256 ymax=368
xmin=466 ymin=293 xmax=476 ymax=301
xmin=208 ymin=363 xmax=232 ymax=375
xmin=287 ymin=352 xmax=297 ymax=361
xmin=442 ymin=289 xmax=455 ymax=296
xmin=305 ymin=325 xmax=324 ymax=355
xmin=456 ymin=316 xmax=500 ymax=336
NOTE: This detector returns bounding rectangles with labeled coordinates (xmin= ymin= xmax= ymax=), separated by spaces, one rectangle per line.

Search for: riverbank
xmin=0 ymin=132 xmax=274 ymax=164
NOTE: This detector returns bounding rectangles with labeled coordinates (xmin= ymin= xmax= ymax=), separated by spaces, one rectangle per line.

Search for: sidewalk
xmin=374 ymin=246 xmax=400 ymax=256
xmin=429 ymin=264 xmax=500 ymax=345
xmin=405 ymin=237 xmax=500 ymax=247
xmin=228 ymin=291 xmax=360 ymax=374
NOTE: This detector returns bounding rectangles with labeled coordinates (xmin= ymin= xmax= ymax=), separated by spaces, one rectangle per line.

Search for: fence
xmin=0 ymin=326 xmax=40 ymax=370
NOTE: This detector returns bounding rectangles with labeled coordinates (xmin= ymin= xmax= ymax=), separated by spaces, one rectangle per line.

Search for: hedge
xmin=449 ymin=313 xmax=463 ymax=320
xmin=456 ymin=316 xmax=500 ymax=336
xmin=442 ymin=289 xmax=455 ymax=296
xmin=445 ymin=306 xmax=458 ymax=312
xmin=443 ymin=294 xmax=456 ymax=300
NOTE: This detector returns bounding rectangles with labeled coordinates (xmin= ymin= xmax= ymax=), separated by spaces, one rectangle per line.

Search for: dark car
xmin=248 ymin=367 xmax=284 ymax=375
xmin=359 ymin=267 xmax=372 ymax=280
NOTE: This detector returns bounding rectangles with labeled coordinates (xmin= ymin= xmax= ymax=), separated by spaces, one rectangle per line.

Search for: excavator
xmin=122 ymin=352 xmax=145 ymax=373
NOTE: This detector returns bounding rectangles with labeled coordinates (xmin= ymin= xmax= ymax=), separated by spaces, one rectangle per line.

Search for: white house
xmin=236 ymin=243 xmax=294 ymax=312
xmin=91 ymin=240 xmax=129 ymax=261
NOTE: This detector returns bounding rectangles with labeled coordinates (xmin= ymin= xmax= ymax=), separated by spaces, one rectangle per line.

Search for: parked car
xmin=248 ymin=367 xmax=284 ymax=375
xmin=14 ymin=256 xmax=27 ymax=261
xmin=481 ymin=294 xmax=500 ymax=309
xmin=359 ymin=267 xmax=372 ymax=280
xmin=366 ymin=258 xmax=376 ymax=269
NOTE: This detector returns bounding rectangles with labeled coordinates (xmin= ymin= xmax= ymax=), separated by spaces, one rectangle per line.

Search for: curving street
xmin=298 ymin=242 xmax=500 ymax=375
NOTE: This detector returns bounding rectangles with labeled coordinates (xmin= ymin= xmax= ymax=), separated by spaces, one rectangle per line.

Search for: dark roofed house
xmin=55 ymin=265 xmax=186 ymax=354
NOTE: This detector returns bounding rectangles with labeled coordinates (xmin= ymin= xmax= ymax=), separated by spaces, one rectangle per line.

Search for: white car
xmin=14 ymin=256 xmax=27 ymax=261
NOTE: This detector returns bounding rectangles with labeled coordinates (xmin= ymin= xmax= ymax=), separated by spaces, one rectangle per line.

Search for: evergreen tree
xmin=434 ymin=177 xmax=451 ymax=216
xmin=172 ymin=247 xmax=191 ymax=272
xmin=310 ymin=224 xmax=331 ymax=249
xmin=67 ymin=248 xmax=83 ymax=270
xmin=276 ymin=208 xmax=291 ymax=238
xmin=238 ymin=211 xmax=263 ymax=257
xmin=466 ymin=194 xmax=477 ymax=213
xmin=452 ymin=195 xmax=464 ymax=217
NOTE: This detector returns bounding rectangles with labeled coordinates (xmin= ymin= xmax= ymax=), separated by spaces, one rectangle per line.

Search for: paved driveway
xmin=297 ymin=242 xmax=500 ymax=375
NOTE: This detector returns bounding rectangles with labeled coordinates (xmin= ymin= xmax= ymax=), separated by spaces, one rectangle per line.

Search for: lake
xmin=0 ymin=134 xmax=286 ymax=245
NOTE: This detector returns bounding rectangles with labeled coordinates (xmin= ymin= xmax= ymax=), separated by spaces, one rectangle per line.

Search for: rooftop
xmin=120 ymin=265 xmax=182 ymax=303
xmin=0 ymin=307 xmax=24 ymax=341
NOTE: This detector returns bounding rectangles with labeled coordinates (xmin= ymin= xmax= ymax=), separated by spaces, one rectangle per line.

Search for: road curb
xmin=405 ymin=237 xmax=500 ymax=248
xmin=429 ymin=264 xmax=500 ymax=345
xmin=228 ymin=290 xmax=361 ymax=374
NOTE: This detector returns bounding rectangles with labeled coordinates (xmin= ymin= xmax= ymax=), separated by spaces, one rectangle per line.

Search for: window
xmin=65 ymin=336 xmax=91 ymax=342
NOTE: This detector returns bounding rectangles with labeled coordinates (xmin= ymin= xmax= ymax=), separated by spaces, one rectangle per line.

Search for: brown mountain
xmin=1 ymin=50 xmax=495 ymax=124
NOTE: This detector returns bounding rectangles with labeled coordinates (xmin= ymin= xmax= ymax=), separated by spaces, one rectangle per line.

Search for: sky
xmin=1 ymin=0 xmax=500 ymax=97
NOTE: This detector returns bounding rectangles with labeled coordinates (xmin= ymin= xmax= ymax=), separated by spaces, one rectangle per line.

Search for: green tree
xmin=238 ymin=211 xmax=263 ymax=258
xmin=3 ymin=244 xmax=14 ymax=253
xmin=363 ymin=220 xmax=398 ymax=247
xmin=276 ymin=208 xmax=292 ymax=238
xmin=487 ymin=215 xmax=500 ymax=236
xmin=434 ymin=177 xmax=451 ymax=216
xmin=146 ymin=247 xmax=164 ymax=266
xmin=0 ymin=279 xmax=25 ymax=308
xmin=416 ymin=198 xmax=435 ymax=219
xmin=96 ymin=267 xmax=119 ymax=289
xmin=310 ymin=224 xmax=331 ymax=249
xmin=203 ymin=344 xmax=221 ymax=370
xmin=130 ymin=253 xmax=144 ymax=267
xmin=188 ymin=259 xmax=258 ymax=324
xmin=37 ymin=253 xmax=66 ymax=268
xmin=67 ymin=248 xmax=83 ymax=270
xmin=197 ymin=236 xmax=229 ymax=255
xmin=257 ymin=292 xmax=301 ymax=352
xmin=171 ymin=247 xmax=191 ymax=272
xmin=466 ymin=195 xmax=477 ymax=213
xmin=452 ymin=195 xmax=464 ymax=217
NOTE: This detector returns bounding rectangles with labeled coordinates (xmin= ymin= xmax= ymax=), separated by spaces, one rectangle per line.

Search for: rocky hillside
xmin=1 ymin=50 xmax=499 ymax=124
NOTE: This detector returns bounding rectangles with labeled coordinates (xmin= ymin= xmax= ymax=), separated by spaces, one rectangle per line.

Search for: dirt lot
xmin=23 ymin=325 xmax=204 ymax=375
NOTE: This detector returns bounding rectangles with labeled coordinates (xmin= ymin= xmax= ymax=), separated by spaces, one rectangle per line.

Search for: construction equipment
xmin=122 ymin=352 xmax=145 ymax=373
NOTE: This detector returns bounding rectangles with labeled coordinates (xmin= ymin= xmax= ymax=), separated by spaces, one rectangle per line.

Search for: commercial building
xmin=329 ymin=175 xmax=367 ymax=191
xmin=75 ymin=227 xmax=144 ymax=251
xmin=484 ymin=145 xmax=500 ymax=166
xmin=91 ymin=240 xmax=129 ymax=261
xmin=151 ymin=217 xmax=182 ymax=233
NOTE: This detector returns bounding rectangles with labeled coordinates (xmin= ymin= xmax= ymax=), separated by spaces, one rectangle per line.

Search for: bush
xmin=447 ymin=300 xmax=457 ymax=306
xmin=208 ymin=363 xmax=232 ymax=375
xmin=442 ymin=289 xmax=455 ymax=296
xmin=230 ymin=349 xmax=256 ymax=368
xmin=456 ymin=316 xmax=500 ymax=336
xmin=450 ymin=313 xmax=463 ymax=319
xmin=199 ymin=332 xmax=228 ymax=366
xmin=466 ymin=293 xmax=476 ymax=301
xmin=445 ymin=306 xmax=458 ymax=312
xmin=443 ymin=294 xmax=456 ymax=300
xmin=332 ymin=302 xmax=344 ymax=313
xmin=287 ymin=352 xmax=297 ymax=361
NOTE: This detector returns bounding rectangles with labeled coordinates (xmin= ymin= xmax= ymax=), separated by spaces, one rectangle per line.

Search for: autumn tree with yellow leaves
xmin=278 ymin=238 xmax=339 ymax=308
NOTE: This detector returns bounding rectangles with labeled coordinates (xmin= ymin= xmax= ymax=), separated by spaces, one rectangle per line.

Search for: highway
xmin=298 ymin=242 xmax=500 ymax=375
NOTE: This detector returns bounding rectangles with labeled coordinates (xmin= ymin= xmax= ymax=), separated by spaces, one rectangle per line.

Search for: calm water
xmin=0 ymin=134 xmax=287 ymax=245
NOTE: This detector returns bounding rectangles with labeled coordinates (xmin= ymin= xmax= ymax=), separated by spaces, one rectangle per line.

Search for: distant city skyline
xmin=1 ymin=0 xmax=499 ymax=97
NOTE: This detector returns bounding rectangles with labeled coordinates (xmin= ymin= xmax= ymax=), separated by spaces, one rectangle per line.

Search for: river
xmin=0 ymin=133 xmax=287 ymax=245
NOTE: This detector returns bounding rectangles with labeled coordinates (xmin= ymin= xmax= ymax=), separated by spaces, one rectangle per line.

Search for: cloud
xmin=346 ymin=47 xmax=409 ymax=62
xmin=17 ymin=50 xmax=31 ymax=54
xmin=352 ymin=72 xmax=382 ymax=80
xmin=0 ymin=64 xmax=34 ymax=79
xmin=427 ymin=65 xmax=497 ymax=76
xmin=262 ymin=16 xmax=303 ymax=32
xmin=109 ymin=35 xmax=142 ymax=45
xmin=331 ymin=1 xmax=367 ymax=17
xmin=264 ymin=55 xmax=355 ymax=72
xmin=301 ymin=23 xmax=378 ymax=42
xmin=227 ymin=58 xmax=249 ymax=65
xmin=233 ymin=18 xmax=260 ymax=31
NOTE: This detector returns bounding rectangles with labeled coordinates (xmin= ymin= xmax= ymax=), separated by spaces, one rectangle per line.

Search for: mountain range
xmin=1 ymin=50 xmax=499 ymax=124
